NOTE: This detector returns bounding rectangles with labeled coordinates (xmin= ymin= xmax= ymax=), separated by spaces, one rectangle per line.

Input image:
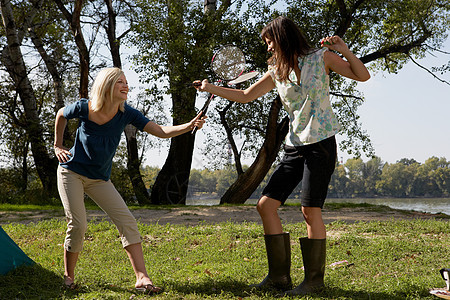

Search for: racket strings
xmin=211 ymin=46 xmax=246 ymax=81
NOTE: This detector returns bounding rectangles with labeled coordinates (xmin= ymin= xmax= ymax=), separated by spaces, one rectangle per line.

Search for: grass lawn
xmin=0 ymin=213 xmax=449 ymax=299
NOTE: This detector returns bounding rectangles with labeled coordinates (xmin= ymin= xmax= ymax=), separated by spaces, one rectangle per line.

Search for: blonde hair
xmin=90 ymin=67 xmax=125 ymax=112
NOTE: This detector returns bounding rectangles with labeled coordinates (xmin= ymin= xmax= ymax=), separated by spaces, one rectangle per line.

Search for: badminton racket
xmin=191 ymin=45 xmax=258 ymax=134
xmin=189 ymin=45 xmax=246 ymax=88
xmin=227 ymin=70 xmax=259 ymax=86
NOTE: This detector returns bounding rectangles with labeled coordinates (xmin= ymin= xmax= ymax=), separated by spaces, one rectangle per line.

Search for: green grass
xmin=0 ymin=202 xmax=252 ymax=212
xmin=0 ymin=203 xmax=64 ymax=212
xmin=1 ymin=216 xmax=449 ymax=299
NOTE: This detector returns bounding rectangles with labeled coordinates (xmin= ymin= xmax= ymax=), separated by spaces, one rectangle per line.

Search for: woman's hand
xmin=189 ymin=111 xmax=207 ymax=131
xmin=54 ymin=145 xmax=72 ymax=163
xmin=322 ymin=36 xmax=370 ymax=82
xmin=320 ymin=35 xmax=349 ymax=54
xmin=192 ymin=79 xmax=209 ymax=92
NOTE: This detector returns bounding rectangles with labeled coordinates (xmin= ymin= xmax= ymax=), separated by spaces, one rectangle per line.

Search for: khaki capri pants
xmin=57 ymin=166 xmax=141 ymax=253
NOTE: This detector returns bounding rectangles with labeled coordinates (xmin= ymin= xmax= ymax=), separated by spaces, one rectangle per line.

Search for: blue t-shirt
xmin=60 ymin=99 xmax=150 ymax=180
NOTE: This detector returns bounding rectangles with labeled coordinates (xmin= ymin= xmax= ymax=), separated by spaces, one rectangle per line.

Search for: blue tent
xmin=0 ymin=226 xmax=34 ymax=275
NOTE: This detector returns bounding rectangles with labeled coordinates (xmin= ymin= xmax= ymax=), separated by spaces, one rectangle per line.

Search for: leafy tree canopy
xmin=128 ymin=0 xmax=449 ymax=169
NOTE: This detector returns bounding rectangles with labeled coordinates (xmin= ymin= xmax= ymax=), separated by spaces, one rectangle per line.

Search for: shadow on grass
xmin=0 ymin=264 xmax=135 ymax=299
xmin=0 ymin=264 xmax=62 ymax=299
xmin=0 ymin=266 xmax=434 ymax=300
xmin=168 ymin=278 xmax=250 ymax=297
xmin=310 ymin=285 xmax=431 ymax=300
xmin=167 ymin=279 xmax=431 ymax=299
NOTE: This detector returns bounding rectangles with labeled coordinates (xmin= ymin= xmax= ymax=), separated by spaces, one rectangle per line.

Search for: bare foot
xmin=135 ymin=277 xmax=153 ymax=289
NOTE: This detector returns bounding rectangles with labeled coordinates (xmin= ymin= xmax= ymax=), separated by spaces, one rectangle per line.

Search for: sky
xmin=124 ymin=35 xmax=450 ymax=169
xmin=346 ymin=37 xmax=450 ymax=165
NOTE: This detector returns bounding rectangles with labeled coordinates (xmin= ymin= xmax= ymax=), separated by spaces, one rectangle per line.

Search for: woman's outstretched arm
xmin=195 ymin=71 xmax=276 ymax=104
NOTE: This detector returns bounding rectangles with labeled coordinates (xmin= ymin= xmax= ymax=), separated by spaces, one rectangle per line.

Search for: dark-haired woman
xmin=194 ymin=16 xmax=369 ymax=296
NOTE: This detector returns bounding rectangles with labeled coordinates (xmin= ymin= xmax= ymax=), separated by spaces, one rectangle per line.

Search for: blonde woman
xmin=54 ymin=67 xmax=205 ymax=294
xmin=194 ymin=16 xmax=369 ymax=296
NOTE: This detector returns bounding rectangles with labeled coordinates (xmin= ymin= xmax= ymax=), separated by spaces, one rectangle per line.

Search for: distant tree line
xmin=0 ymin=155 xmax=448 ymax=205
xmin=153 ymin=156 xmax=449 ymax=200
xmin=132 ymin=156 xmax=449 ymax=202
xmin=327 ymin=156 xmax=450 ymax=198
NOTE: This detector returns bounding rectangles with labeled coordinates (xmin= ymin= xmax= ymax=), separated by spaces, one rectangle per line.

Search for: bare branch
xmin=235 ymin=124 xmax=265 ymax=134
xmin=408 ymin=54 xmax=450 ymax=85
xmin=217 ymin=100 xmax=244 ymax=175
xmin=53 ymin=0 xmax=90 ymax=98
xmin=331 ymin=92 xmax=361 ymax=128
xmin=330 ymin=91 xmax=363 ymax=100
xmin=425 ymin=44 xmax=450 ymax=55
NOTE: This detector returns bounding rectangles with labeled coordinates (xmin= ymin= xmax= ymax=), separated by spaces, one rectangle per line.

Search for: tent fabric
xmin=0 ymin=226 xmax=35 ymax=275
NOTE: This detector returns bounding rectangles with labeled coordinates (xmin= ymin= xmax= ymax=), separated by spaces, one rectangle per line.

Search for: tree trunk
xmin=220 ymin=96 xmax=289 ymax=204
xmin=124 ymin=125 xmax=151 ymax=204
xmin=28 ymin=27 xmax=73 ymax=146
xmin=151 ymin=88 xmax=196 ymax=204
xmin=0 ymin=0 xmax=58 ymax=195
xmin=20 ymin=141 xmax=29 ymax=192
xmin=150 ymin=78 xmax=197 ymax=203
xmin=150 ymin=0 xmax=196 ymax=205
xmin=218 ymin=101 xmax=244 ymax=175
xmin=54 ymin=0 xmax=90 ymax=98
xmin=103 ymin=0 xmax=151 ymax=205
xmin=150 ymin=132 xmax=195 ymax=204
xmin=204 ymin=0 xmax=216 ymax=13
xmin=28 ymin=29 xmax=65 ymax=111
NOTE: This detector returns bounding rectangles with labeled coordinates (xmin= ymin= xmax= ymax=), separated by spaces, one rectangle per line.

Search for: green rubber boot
xmin=250 ymin=232 xmax=292 ymax=291
xmin=283 ymin=237 xmax=326 ymax=296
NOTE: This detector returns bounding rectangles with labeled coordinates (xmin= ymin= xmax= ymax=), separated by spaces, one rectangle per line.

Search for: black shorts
xmin=262 ymin=136 xmax=337 ymax=208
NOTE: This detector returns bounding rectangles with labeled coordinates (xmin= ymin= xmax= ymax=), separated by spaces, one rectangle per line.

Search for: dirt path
xmin=1 ymin=205 xmax=448 ymax=226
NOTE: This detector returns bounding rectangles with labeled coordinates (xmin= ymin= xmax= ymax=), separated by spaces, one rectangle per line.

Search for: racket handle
xmin=191 ymin=94 xmax=212 ymax=135
xmin=191 ymin=111 xmax=204 ymax=135
xmin=191 ymin=108 xmax=208 ymax=135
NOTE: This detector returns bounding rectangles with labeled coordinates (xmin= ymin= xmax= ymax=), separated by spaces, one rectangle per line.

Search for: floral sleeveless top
xmin=268 ymin=48 xmax=341 ymax=146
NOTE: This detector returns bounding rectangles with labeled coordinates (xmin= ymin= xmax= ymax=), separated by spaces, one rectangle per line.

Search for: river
xmin=186 ymin=197 xmax=450 ymax=215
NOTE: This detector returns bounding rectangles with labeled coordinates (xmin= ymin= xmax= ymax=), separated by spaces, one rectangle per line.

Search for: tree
xmin=98 ymin=0 xmax=152 ymax=205
xmin=362 ymin=156 xmax=383 ymax=196
xmin=130 ymin=0 xmax=449 ymax=204
xmin=377 ymin=162 xmax=416 ymax=197
xmin=328 ymin=163 xmax=349 ymax=198
xmin=53 ymin=0 xmax=90 ymax=98
xmin=416 ymin=157 xmax=449 ymax=196
xmin=0 ymin=0 xmax=59 ymax=195
xmin=219 ymin=0 xmax=449 ymax=203
xmin=129 ymin=0 xmax=288 ymax=204
xmin=3 ymin=0 xmax=447 ymax=204
xmin=345 ymin=158 xmax=366 ymax=197
xmin=215 ymin=166 xmax=237 ymax=197
xmin=431 ymin=164 xmax=450 ymax=197
xmin=129 ymin=0 xmax=243 ymax=204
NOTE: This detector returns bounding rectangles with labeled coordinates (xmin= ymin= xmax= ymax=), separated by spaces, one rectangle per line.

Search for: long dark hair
xmin=261 ymin=16 xmax=312 ymax=82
